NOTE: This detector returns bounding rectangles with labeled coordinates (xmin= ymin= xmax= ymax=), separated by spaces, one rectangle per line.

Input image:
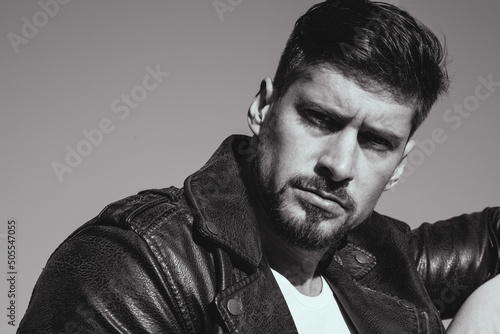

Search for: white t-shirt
xmin=271 ymin=269 xmax=351 ymax=334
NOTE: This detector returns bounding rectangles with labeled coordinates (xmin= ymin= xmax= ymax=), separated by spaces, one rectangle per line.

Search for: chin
xmin=269 ymin=204 xmax=354 ymax=251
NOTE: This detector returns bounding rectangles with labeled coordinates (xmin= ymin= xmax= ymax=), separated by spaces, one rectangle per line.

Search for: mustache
xmin=288 ymin=175 xmax=357 ymax=211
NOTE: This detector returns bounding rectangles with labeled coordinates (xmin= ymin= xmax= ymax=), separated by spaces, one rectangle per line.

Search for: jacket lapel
xmin=184 ymin=135 xmax=263 ymax=268
xmin=184 ymin=136 xmax=299 ymax=332
xmin=215 ymin=259 xmax=299 ymax=333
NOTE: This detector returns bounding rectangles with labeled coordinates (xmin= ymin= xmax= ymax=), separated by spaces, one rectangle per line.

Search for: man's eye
xmin=304 ymin=109 xmax=328 ymax=122
xmin=300 ymin=109 xmax=338 ymax=131
xmin=360 ymin=133 xmax=393 ymax=151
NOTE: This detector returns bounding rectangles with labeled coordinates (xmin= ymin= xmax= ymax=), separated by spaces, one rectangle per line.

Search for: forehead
xmin=284 ymin=67 xmax=415 ymax=139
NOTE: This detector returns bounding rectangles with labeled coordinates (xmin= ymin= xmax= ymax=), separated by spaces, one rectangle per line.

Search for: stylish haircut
xmin=273 ymin=0 xmax=449 ymax=137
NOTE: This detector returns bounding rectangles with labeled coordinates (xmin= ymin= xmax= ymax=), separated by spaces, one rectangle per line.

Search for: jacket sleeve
xmin=17 ymin=223 xmax=186 ymax=334
xmin=411 ymin=207 xmax=500 ymax=319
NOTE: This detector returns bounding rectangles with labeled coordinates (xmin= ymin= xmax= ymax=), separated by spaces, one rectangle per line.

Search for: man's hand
xmin=446 ymin=274 xmax=500 ymax=333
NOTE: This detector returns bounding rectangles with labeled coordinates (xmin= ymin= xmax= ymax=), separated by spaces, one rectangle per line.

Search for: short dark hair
xmin=273 ymin=0 xmax=449 ymax=137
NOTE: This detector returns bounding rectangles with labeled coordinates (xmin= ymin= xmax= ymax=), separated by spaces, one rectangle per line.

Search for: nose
xmin=317 ymin=131 xmax=357 ymax=183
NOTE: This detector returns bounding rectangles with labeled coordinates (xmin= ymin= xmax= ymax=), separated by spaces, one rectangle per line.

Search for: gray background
xmin=1 ymin=0 xmax=499 ymax=332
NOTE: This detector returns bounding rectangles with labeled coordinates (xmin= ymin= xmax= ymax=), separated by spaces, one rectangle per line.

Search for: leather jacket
xmin=19 ymin=135 xmax=500 ymax=334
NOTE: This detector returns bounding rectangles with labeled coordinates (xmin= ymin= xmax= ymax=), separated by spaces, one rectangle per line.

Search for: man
xmin=19 ymin=0 xmax=499 ymax=333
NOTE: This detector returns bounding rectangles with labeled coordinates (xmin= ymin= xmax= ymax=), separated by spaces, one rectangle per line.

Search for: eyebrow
xmin=296 ymin=99 xmax=406 ymax=143
xmin=359 ymin=124 xmax=405 ymax=144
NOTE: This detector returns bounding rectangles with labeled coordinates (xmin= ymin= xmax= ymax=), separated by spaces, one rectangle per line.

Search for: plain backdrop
xmin=1 ymin=0 xmax=499 ymax=332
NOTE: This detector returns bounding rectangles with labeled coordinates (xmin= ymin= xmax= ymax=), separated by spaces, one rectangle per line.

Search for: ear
xmin=248 ymin=77 xmax=274 ymax=136
xmin=384 ymin=139 xmax=416 ymax=191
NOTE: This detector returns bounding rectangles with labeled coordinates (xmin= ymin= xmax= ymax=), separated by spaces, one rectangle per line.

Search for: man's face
xmin=250 ymin=67 xmax=415 ymax=251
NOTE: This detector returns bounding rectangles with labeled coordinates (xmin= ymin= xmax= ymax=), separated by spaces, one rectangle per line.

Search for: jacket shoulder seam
xmin=94 ymin=187 xmax=183 ymax=232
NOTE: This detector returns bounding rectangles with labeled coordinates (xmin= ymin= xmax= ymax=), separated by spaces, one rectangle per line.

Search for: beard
xmin=252 ymin=147 xmax=358 ymax=252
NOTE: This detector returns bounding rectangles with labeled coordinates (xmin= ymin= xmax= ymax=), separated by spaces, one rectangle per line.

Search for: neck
xmin=259 ymin=220 xmax=329 ymax=296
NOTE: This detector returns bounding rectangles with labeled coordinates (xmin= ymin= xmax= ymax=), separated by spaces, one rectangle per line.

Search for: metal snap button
xmin=354 ymin=251 xmax=370 ymax=264
xmin=398 ymin=299 xmax=414 ymax=309
xmin=227 ymin=298 xmax=242 ymax=316
xmin=206 ymin=221 xmax=220 ymax=235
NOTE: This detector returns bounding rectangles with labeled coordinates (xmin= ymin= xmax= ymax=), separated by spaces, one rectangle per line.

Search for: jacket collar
xmin=183 ymin=135 xmax=377 ymax=277
xmin=184 ymin=135 xmax=263 ymax=269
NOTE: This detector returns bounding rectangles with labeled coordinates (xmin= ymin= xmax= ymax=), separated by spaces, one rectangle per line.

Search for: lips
xmin=307 ymin=189 xmax=348 ymax=209
xmin=296 ymin=186 xmax=349 ymax=213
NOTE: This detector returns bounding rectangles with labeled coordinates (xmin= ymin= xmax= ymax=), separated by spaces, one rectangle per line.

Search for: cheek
xmin=354 ymin=162 xmax=397 ymax=198
xmin=265 ymin=118 xmax=305 ymax=166
xmin=256 ymin=135 xmax=294 ymax=186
